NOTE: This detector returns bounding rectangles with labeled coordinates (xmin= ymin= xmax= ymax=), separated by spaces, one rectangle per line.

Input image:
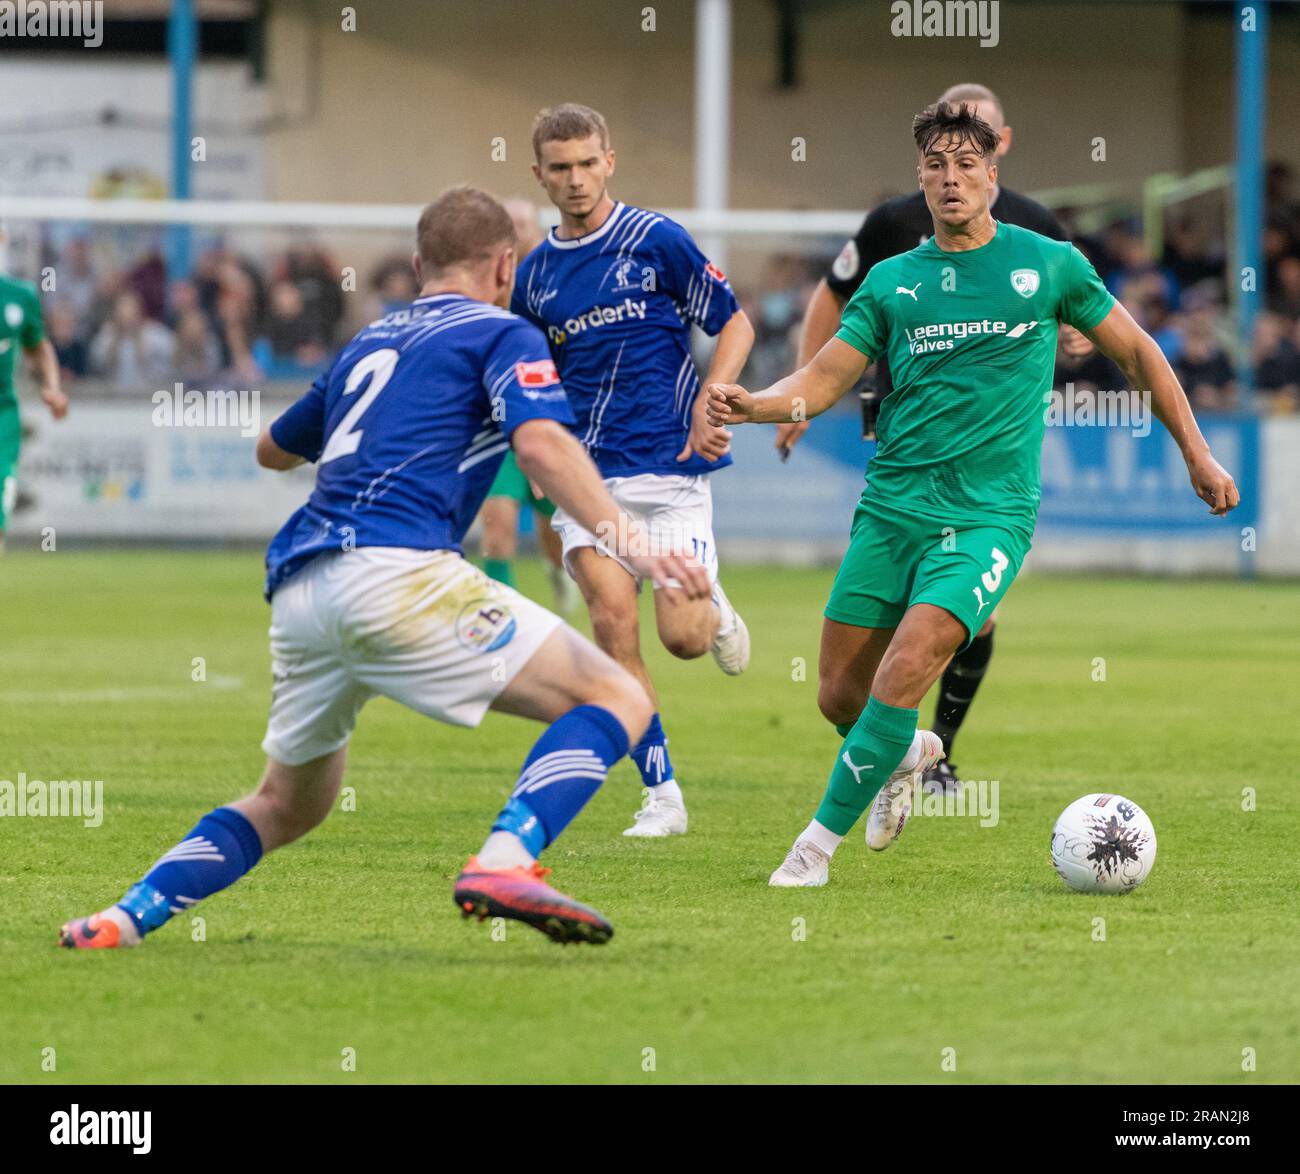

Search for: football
xmin=1050 ymin=794 xmax=1157 ymax=894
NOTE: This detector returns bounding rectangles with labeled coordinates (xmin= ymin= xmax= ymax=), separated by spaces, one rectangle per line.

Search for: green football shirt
xmin=835 ymin=220 xmax=1114 ymax=539
xmin=0 ymin=275 xmax=46 ymax=408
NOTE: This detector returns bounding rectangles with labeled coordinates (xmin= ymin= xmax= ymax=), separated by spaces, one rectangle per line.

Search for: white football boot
xmin=709 ymin=580 xmax=750 ymax=675
xmin=622 ymin=788 xmax=689 ymax=837
xmin=768 ymin=839 xmax=831 ymax=887
xmin=865 ymin=729 xmax=945 ymax=851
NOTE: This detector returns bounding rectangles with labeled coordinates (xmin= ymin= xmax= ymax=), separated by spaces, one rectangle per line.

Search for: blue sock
xmin=491 ymin=704 xmax=630 ymax=858
xmin=630 ymin=712 xmax=675 ymax=789
xmin=115 ymin=807 xmax=264 ymax=936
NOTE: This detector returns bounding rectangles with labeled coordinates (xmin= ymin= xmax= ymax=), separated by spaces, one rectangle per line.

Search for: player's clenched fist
xmin=1184 ymin=448 xmax=1240 ymax=516
xmin=677 ymin=388 xmax=732 ymax=463
xmin=706 ymin=382 xmax=755 ymax=426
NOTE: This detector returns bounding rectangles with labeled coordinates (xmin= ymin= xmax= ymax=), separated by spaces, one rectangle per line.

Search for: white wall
xmin=258 ymin=0 xmax=1257 ymax=210
xmin=0 ymin=59 xmax=267 ymax=200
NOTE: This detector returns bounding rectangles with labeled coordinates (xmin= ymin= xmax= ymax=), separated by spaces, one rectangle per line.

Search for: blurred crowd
xmin=36 ymin=198 xmax=552 ymax=396
xmin=42 ymin=235 xmax=420 ymax=392
xmin=31 ymin=162 xmax=1300 ymax=414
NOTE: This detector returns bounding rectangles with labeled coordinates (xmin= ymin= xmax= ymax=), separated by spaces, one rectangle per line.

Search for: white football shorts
xmin=550 ymin=473 xmax=720 ymax=588
xmin=261 ymin=547 xmax=561 ymax=766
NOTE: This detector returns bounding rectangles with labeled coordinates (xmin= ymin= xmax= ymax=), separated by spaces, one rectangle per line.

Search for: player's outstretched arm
xmin=512 ymin=419 xmax=710 ymax=599
xmin=1083 ymin=302 xmax=1240 ymax=516
xmin=775 ymin=279 xmax=848 ymax=455
xmin=706 ymin=336 xmax=868 ymax=429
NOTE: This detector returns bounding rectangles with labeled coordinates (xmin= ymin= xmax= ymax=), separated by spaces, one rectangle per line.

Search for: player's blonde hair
xmin=531 ymin=103 xmax=610 ymax=160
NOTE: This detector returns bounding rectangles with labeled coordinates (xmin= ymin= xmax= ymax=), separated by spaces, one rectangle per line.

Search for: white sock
xmin=713 ymin=597 xmax=734 ymax=638
xmin=894 ymin=729 xmax=927 ymax=774
xmin=102 ymin=905 xmax=141 ymax=946
xmin=649 ymin=778 xmax=684 ymax=806
xmin=476 ymin=831 xmax=534 ymax=870
xmin=800 ymin=818 xmax=843 ymax=858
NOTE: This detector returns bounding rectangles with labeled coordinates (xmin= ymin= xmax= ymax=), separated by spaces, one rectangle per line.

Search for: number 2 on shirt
xmin=319 ymin=348 xmax=399 ymax=464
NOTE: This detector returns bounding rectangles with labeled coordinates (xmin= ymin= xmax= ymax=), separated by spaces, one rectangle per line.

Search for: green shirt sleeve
xmin=1058 ymin=244 xmax=1114 ymax=333
xmin=835 ymin=273 xmax=887 ymax=361
xmin=19 ymin=285 xmax=45 ymax=349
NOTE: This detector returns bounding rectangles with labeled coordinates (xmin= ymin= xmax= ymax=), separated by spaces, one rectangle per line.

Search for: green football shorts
xmin=824 ymin=498 xmax=1032 ymax=648
xmin=487 ymin=451 xmax=557 ymax=518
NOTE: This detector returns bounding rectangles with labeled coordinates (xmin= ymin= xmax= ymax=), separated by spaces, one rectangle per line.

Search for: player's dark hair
xmin=912 ymin=101 xmax=1000 ymax=159
xmin=532 ymin=103 xmax=610 ymax=160
xmin=937 ymin=82 xmax=1004 ymax=126
xmin=416 ymin=186 xmax=515 ymax=274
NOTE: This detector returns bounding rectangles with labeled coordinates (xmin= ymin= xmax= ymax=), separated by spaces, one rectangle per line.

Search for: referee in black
xmin=779 ymin=82 xmax=1093 ymax=793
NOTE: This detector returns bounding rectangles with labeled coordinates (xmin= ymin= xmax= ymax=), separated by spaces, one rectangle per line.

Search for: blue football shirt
xmin=264 ymin=293 xmax=574 ymax=598
xmin=511 ymin=202 xmax=740 ymax=478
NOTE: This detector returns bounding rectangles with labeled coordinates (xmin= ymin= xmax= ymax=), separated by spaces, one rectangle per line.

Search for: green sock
xmin=483 ymin=558 xmax=516 ymax=588
xmin=814 ymin=696 xmax=918 ymax=836
xmin=835 ymin=721 xmax=855 ymax=738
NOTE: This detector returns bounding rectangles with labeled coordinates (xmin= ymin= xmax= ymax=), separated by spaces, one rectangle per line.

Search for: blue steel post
xmin=1235 ymin=3 xmax=1267 ymax=580
xmin=1235 ymin=1 xmax=1267 ymax=398
xmin=166 ymin=0 xmax=197 ymax=285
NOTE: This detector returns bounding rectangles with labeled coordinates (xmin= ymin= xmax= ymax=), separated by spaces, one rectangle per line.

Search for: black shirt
xmin=1176 ymin=352 xmax=1235 ymax=395
xmin=1255 ymin=341 xmax=1300 ymax=392
xmin=824 ymin=187 xmax=1068 ymax=409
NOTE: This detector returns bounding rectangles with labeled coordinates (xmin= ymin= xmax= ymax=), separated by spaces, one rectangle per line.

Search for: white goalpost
xmin=0 ymin=193 xmax=865 ymax=238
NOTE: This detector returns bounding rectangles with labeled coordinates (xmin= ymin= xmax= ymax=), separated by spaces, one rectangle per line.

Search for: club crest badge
xmin=1010 ymin=269 xmax=1040 ymax=298
xmin=611 ymin=258 xmax=638 ymax=291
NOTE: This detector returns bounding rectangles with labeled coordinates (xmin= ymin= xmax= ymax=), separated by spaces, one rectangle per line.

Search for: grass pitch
xmin=1 ymin=550 xmax=1296 ymax=1083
